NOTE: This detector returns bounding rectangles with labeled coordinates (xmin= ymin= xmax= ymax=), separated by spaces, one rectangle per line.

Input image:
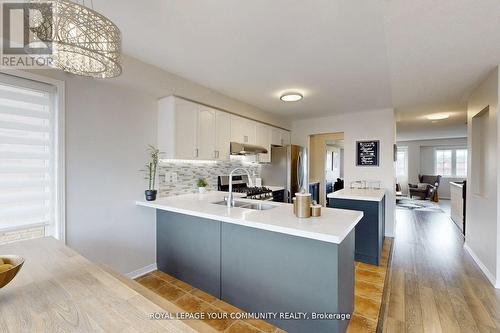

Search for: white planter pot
xmin=198 ymin=187 xmax=207 ymax=194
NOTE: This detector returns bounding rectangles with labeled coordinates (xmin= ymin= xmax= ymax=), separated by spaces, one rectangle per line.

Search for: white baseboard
xmin=464 ymin=243 xmax=499 ymax=288
xmin=125 ymin=263 xmax=157 ymax=279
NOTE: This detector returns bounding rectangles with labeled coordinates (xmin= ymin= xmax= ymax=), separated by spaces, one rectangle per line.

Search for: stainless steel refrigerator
xmin=260 ymin=145 xmax=308 ymax=203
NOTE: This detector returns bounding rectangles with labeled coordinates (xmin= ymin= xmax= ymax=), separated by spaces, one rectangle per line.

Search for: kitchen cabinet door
xmin=198 ymin=107 xmax=217 ymax=160
xmin=281 ymin=130 xmax=291 ymax=146
xmin=256 ymin=123 xmax=271 ymax=163
xmin=175 ymin=100 xmax=198 ymax=159
xmin=230 ymin=115 xmax=245 ymax=143
xmin=230 ymin=115 xmax=256 ymax=144
xmin=271 ymin=127 xmax=282 ymax=146
xmin=245 ymin=120 xmax=257 ymax=145
xmin=271 ymin=127 xmax=291 ymax=146
xmin=215 ymin=111 xmax=231 ymax=161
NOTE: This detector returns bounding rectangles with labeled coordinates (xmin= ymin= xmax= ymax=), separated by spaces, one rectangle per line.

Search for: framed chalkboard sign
xmin=356 ymin=140 xmax=379 ymax=166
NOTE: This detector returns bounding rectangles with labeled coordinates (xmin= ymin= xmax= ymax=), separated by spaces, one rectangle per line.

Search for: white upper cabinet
xmin=197 ymin=106 xmax=217 ymax=160
xmin=158 ymin=96 xmax=198 ymax=159
xmin=271 ymin=127 xmax=281 ymax=146
xmin=158 ymin=96 xmax=289 ymax=162
xmin=271 ymin=127 xmax=291 ymax=146
xmin=281 ymin=130 xmax=291 ymax=146
xmin=230 ymin=115 xmax=244 ymax=143
xmin=246 ymin=120 xmax=257 ymax=145
xmin=230 ymin=115 xmax=256 ymax=145
xmin=176 ymin=102 xmax=199 ymax=159
xmin=256 ymin=123 xmax=271 ymax=163
xmin=215 ymin=111 xmax=231 ymax=161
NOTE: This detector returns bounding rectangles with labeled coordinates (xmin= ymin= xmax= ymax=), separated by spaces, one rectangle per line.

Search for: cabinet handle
xmin=214 ymin=150 xmax=218 ymax=159
xmin=194 ymin=148 xmax=199 ymax=158
xmin=217 ymin=150 xmax=220 ymax=158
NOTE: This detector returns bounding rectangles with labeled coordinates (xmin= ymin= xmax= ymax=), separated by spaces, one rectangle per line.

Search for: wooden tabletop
xmin=0 ymin=237 xmax=198 ymax=333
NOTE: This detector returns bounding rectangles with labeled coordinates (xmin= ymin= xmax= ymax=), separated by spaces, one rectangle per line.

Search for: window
xmin=0 ymin=73 xmax=63 ymax=239
xmin=326 ymin=151 xmax=333 ymax=171
xmin=332 ymin=150 xmax=340 ymax=178
xmin=435 ymin=150 xmax=452 ymax=176
xmin=455 ymin=149 xmax=467 ymax=177
xmin=435 ymin=148 xmax=467 ymax=177
xmin=325 ymin=148 xmax=341 ymax=180
xmin=396 ymin=148 xmax=408 ymax=177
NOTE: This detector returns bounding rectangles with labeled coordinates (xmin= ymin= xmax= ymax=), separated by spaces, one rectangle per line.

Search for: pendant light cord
xmin=77 ymin=0 xmax=94 ymax=9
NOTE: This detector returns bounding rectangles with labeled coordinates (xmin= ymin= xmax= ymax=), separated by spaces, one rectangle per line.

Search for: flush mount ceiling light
xmin=280 ymin=93 xmax=303 ymax=102
xmin=32 ymin=0 xmax=122 ymax=78
xmin=426 ymin=113 xmax=450 ymax=120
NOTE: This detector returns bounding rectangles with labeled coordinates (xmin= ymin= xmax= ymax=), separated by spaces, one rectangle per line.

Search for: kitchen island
xmin=137 ymin=191 xmax=363 ymax=333
xmin=328 ymin=188 xmax=386 ymax=265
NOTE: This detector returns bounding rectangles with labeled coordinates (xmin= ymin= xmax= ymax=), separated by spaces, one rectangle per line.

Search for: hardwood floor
xmin=349 ymin=238 xmax=392 ymax=333
xmin=381 ymin=207 xmax=500 ymax=333
xmin=137 ymin=271 xmax=282 ymax=332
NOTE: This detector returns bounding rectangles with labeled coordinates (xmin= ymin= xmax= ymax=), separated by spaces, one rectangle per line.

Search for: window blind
xmin=0 ymin=73 xmax=57 ymax=233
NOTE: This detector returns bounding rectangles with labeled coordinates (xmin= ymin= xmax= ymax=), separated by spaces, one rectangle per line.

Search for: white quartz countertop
xmin=327 ymin=188 xmax=386 ymax=202
xmin=136 ymin=191 xmax=362 ymax=244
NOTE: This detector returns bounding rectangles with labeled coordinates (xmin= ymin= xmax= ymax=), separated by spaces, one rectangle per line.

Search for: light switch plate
xmin=171 ymin=172 xmax=178 ymax=182
xmin=164 ymin=172 xmax=171 ymax=183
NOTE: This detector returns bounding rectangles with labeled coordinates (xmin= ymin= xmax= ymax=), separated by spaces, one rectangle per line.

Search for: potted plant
xmin=143 ymin=145 xmax=160 ymax=201
xmin=197 ymin=178 xmax=208 ymax=194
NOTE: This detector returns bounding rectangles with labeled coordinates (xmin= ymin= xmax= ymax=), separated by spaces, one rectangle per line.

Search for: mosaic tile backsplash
xmin=157 ymin=159 xmax=262 ymax=197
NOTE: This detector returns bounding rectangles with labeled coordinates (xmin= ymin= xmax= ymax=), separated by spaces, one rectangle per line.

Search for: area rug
xmin=396 ymin=198 xmax=444 ymax=212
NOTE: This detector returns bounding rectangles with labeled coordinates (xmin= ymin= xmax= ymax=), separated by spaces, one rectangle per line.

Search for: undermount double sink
xmin=212 ymin=200 xmax=276 ymax=211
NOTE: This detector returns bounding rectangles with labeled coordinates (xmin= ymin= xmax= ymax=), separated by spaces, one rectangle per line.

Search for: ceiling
xmin=395 ymin=107 xmax=467 ymax=141
xmin=94 ymin=0 xmax=500 ymax=138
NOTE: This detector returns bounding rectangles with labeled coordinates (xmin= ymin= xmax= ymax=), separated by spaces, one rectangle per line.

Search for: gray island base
xmin=328 ymin=188 xmax=386 ymax=266
xmin=157 ymin=210 xmax=355 ymax=333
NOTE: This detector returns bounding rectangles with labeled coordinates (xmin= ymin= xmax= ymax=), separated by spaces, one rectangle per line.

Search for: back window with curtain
xmin=0 ymin=73 xmax=57 ymax=237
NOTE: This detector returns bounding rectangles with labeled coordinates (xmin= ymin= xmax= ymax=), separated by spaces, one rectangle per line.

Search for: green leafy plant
xmin=196 ymin=178 xmax=208 ymax=188
xmin=143 ymin=145 xmax=160 ymax=190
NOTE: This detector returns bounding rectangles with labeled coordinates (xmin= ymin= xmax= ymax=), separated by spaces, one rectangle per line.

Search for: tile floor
xmin=136 ymin=238 xmax=391 ymax=333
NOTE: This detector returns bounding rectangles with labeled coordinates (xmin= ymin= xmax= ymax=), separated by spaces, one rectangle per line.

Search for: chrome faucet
xmin=227 ymin=167 xmax=252 ymax=208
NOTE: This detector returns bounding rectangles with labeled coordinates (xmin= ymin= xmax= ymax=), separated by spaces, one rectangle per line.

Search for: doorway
xmin=309 ymin=132 xmax=344 ymax=206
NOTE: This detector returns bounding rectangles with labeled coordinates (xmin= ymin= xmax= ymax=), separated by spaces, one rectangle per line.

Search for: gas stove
xmin=218 ymin=175 xmax=274 ymax=201
xmin=233 ymin=186 xmax=274 ymax=200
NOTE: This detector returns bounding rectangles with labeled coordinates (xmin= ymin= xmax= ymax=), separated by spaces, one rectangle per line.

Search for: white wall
xmin=292 ymin=109 xmax=396 ymax=237
xmin=396 ymin=138 xmax=467 ymax=199
xmin=111 ymin=57 xmax=290 ymax=130
xmin=466 ymin=66 xmax=499 ymax=288
xmin=25 ymin=55 xmax=287 ymax=275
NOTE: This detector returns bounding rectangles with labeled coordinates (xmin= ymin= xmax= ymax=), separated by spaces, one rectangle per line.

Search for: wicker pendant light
xmin=31 ymin=0 xmax=122 ymax=78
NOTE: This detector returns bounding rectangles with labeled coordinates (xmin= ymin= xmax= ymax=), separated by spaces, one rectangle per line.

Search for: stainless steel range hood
xmin=230 ymin=142 xmax=268 ymax=155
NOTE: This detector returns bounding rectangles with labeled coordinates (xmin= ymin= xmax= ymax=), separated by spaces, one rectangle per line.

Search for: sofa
xmin=409 ymin=175 xmax=441 ymax=201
